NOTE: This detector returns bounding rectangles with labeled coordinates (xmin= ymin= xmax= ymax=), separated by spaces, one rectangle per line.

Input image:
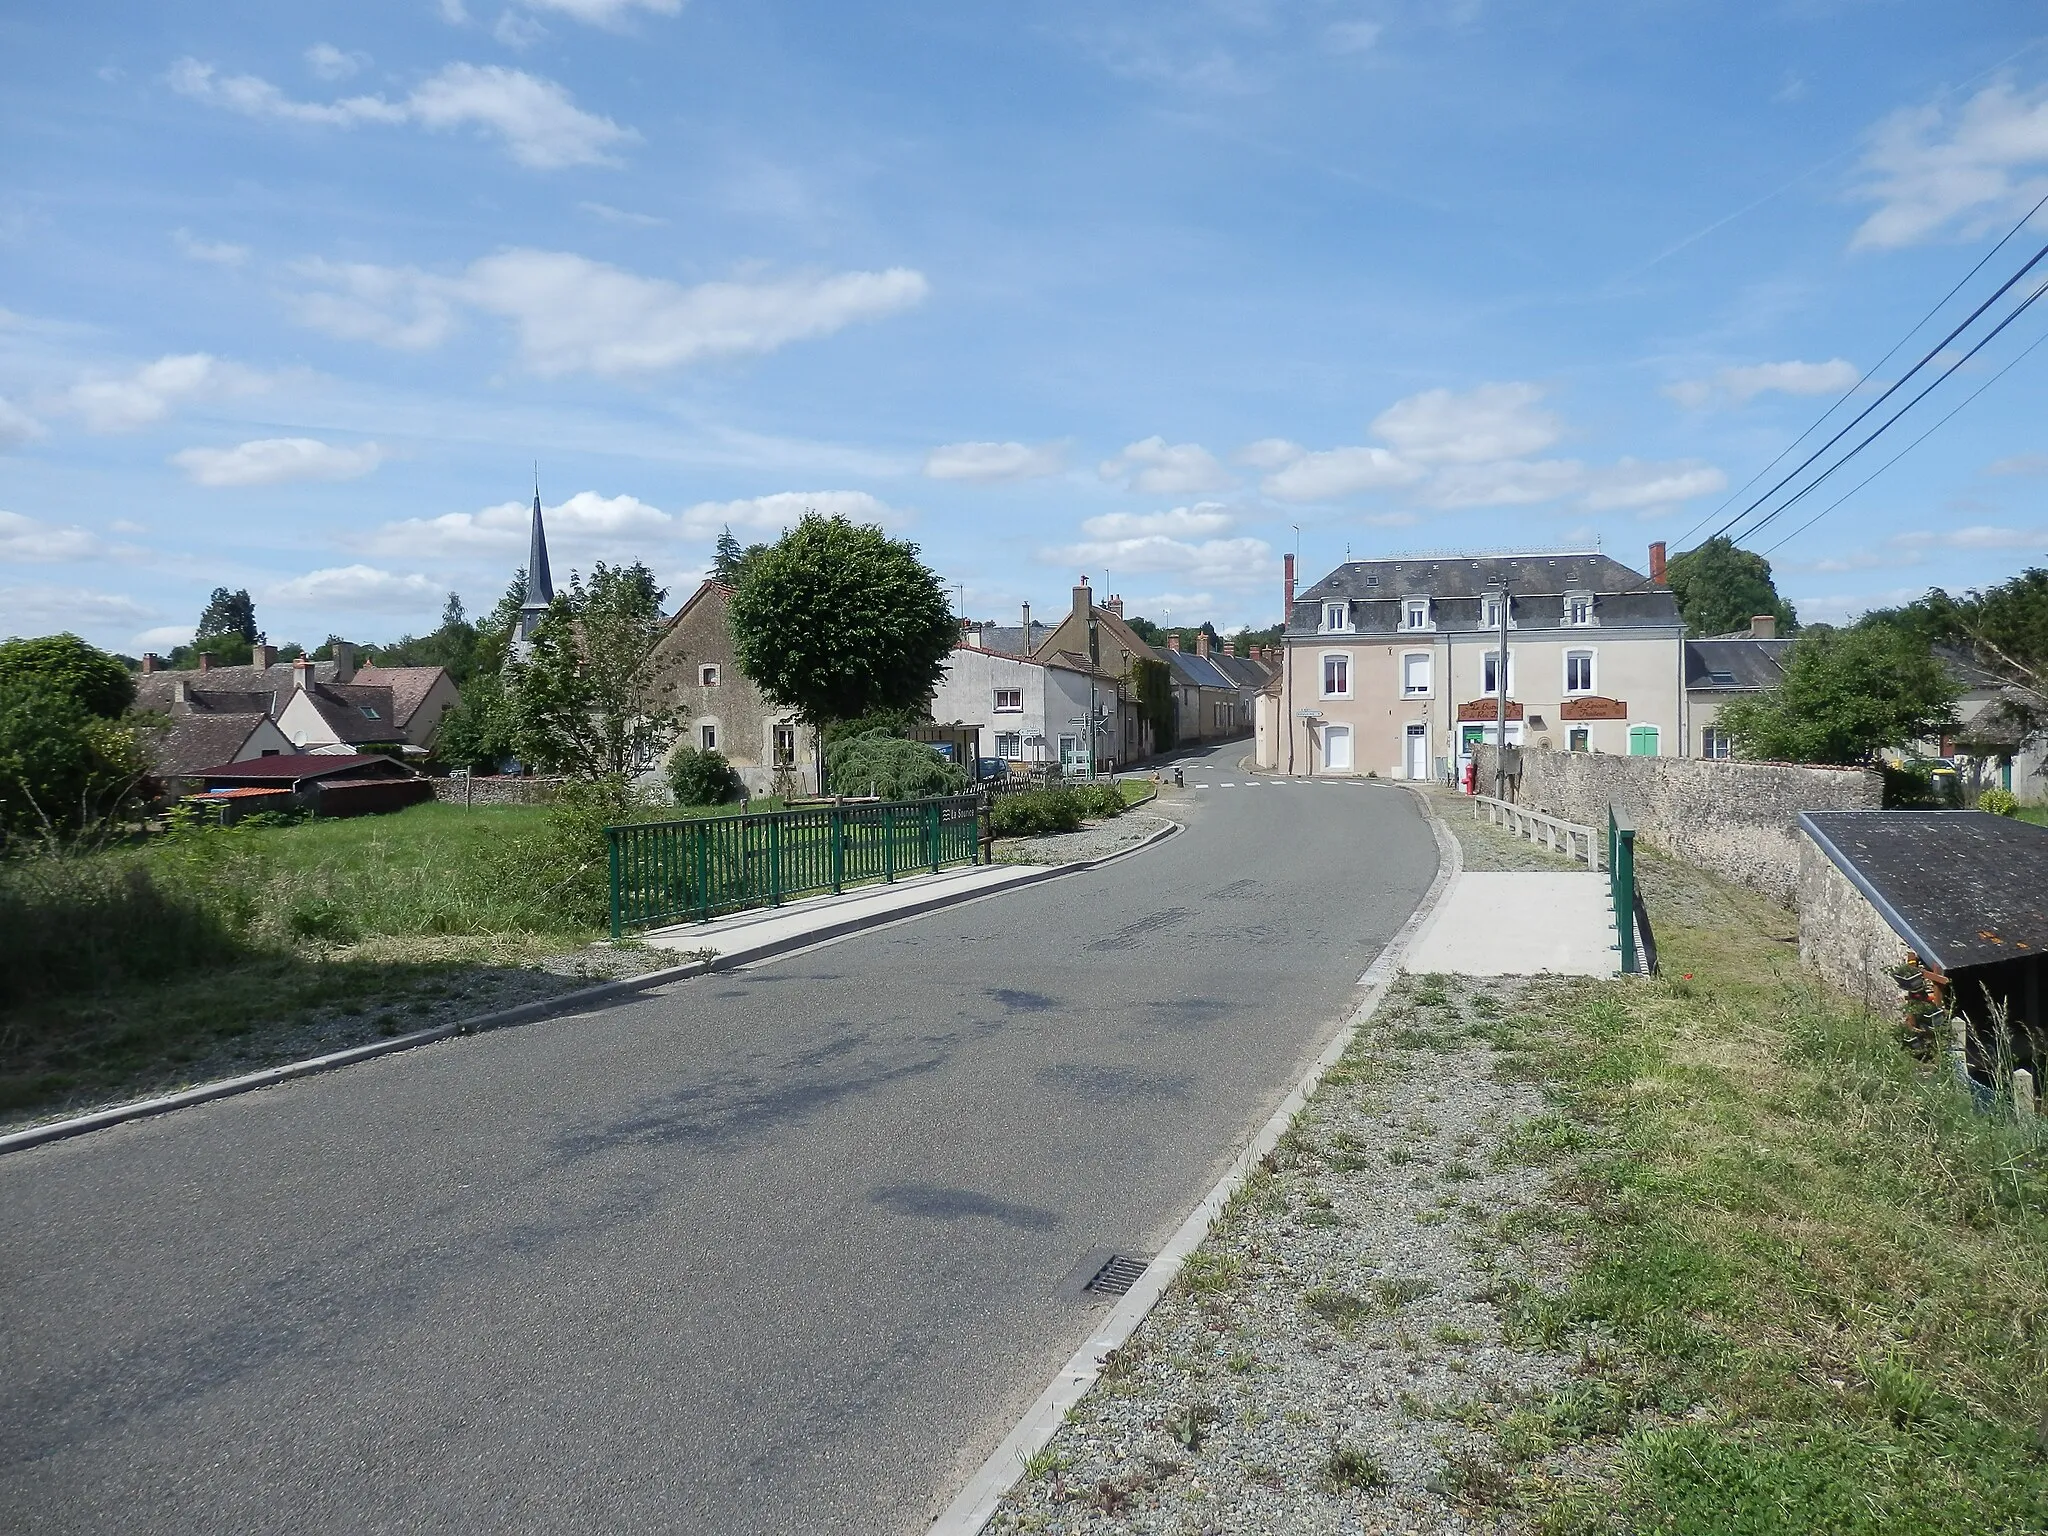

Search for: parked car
xmin=974 ymin=757 xmax=1006 ymax=782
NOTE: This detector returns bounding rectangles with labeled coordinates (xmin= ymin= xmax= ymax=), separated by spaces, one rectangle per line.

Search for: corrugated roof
xmin=1800 ymin=810 xmax=2048 ymax=971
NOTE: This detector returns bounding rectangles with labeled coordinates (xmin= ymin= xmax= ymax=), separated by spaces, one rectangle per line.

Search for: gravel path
xmin=994 ymin=809 xmax=1177 ymax=866
xmin=988 ymin=972 xmax=1583 ymax=1535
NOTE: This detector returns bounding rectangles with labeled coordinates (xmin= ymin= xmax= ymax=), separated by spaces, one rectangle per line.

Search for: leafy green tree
xmin=825 ymin=731 xmax=968 ymax=799
xmin=195 ymin=587 xmax=258 ymax=644
xmin=163 ymin=633 xmax=256 ymax=669
xmin=1716 ymin=625 xmax=1958 ymax=765
xmin=0 ymin=634 xmax=134 ymax=718
xmin=1865 ymin=568 xmax=2048 ymax=691
xmin=370 ymin=592 xmax=482 ymax=684
xmin=0 ymin=677 xmax=152 ymax=848
xmin=509 ymin=560 xmax=682 ymax=779
xmin=729 ymin=514 xmax=956 ymax=726
xmin=1664 ymin=537 xmax=1798 ymax=637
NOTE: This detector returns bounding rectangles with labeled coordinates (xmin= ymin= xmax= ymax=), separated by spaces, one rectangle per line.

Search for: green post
xmin=696 ymin=822 xmax=711 ymax=924
xmin=928 ymin=800 xmax=940 ymax=873
xmin=769 ymin=813 xmax=782 ymax=906
xmin=608 ymin=828 xmax=622 ymax=940
xmin=1610 ymin=806 xmax=1637 ymax=974
xmin=883 ymin=805 xmax=895 ymax=883
xmin=831 ymin=807 xmax=845 ymax=894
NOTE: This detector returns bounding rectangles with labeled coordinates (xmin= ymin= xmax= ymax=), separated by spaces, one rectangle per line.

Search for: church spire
xmin=513 ymin=478 xmax=555 ymax=655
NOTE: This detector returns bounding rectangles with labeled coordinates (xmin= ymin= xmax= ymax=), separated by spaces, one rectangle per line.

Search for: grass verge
xmin=1478 ymin=850 xmax=2048 ymax=1534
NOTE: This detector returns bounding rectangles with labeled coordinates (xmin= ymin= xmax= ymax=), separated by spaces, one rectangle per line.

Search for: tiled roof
xmin=196 ymin=753 xmax=413 ymax=781
xmin=1209 ymin=653 xmax=1275 ymax=689
xmin=301 ymin=682 xmax=401 ymax=743
xmin=1685 ymin=638 xmax=1791 ymax=691
xmin=146 ymin=714 xmax=273 ymax=777
xmin=1291 ymin=554 xmax=1679 ymax=636
xmin=1164 ymin=650 xmax=1235 ymax=689
xmin=351 ymin=664 xmax=447 ymax=725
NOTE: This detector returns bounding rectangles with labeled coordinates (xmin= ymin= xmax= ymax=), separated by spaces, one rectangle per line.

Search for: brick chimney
xmin=1167 ymin=632 xmax=1181 ymax=651
xmin=1750 ymin=614 xmax=1778 ymax=639
xmin=294 ymin=656 xmax=314 ymax=692
xmin=252 ymin=642 xmax=276 ymax=669
xmin=1283 ymin=552 xmax=1296 ymax=623
xmin=1195 ymin=631 xmax=1211 ymax=659
xmin=331 ymin=640 xmax=357 ymax=684
xmin=1105 ymin=594 xmax=1124 ymax=617
xmin=140 ymin=652 xmax=159 ymax=674
xmin=198 ymin=653 xmax=213 ymax=672
xmin=1648 ymin=541 xmax=1667 ymax=585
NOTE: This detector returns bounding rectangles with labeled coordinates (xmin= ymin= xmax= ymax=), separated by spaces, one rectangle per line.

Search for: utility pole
xmin=1493 ymin=579 xmax=1511 ymax=801
xmin=1087 ymin=609 xmax=1101 ymax=780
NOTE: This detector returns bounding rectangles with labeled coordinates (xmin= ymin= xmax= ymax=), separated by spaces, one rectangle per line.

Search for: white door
xmin=1322 ymin=724 xmax=1353 ymax=772
xmin=1405 ymin=724 xmax=1428 ymax=780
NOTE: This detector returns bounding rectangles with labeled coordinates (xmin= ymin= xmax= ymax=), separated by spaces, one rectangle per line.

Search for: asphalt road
xmin=1 ymin=743 xmax=1439 ymax=1535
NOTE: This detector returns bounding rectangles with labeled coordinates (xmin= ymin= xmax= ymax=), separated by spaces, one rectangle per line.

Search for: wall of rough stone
xmin=1796 ymin=831 xmax=1909 ymax=1010
xmin=1471 ymin=744 xmax=1882 ymax=905
xmin=428 ymin=774 xmax=567 ymax=807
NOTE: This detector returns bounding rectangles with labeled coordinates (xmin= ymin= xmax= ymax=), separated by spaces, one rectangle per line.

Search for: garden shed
xmin=1798 ymin=810 xmax=2047 ymax=1082
xmin=192 ymin=753 xmax=430 ymax=818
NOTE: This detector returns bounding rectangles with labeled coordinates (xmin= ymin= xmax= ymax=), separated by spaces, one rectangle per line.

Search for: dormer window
xmin=1403 ymin=599 xmax=1431 ymax=631
xmin=1565 ymin=591 xmax=1596 ymax=627
xmin=1482 ymin=595 xmax=1514 ymax=631
xmin=1323 ymin=602 xmax=1350 ymax=633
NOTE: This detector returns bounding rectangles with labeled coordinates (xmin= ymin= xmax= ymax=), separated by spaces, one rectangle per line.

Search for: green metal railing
xmin=1608 ymin=805 xmax=1640 ymax=974
xmin=606 ymin=793 xmax=984 ymax=937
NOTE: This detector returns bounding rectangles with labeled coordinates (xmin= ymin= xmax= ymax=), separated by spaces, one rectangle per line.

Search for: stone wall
xmin=1472 ymin=744 xmax=1882 ymax=905
xmin=429 ymin=774 xmax=567 ymax=807
xmin=1796 ymin=831 xmax=1909 ymax=1010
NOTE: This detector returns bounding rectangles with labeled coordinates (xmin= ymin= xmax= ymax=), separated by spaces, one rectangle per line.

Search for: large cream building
xmin=1259 ymin=547 xmax=1686 ymax=779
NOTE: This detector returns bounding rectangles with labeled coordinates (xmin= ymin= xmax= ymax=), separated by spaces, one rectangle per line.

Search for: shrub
xmin=668 ymin=747 xmax=744 ymax=806
xmin=989 ymin=787 xmax=1085 ymax=836
xmin=0 ymin=855 xmax=247 ymax=1009
xmin=1071 ymin=782 xmax=1126 ymax=819
xmin=1977 ymin=787 xmax=2019 ymax=817
xmin=826 ymin=730 xmax=968 ymax=800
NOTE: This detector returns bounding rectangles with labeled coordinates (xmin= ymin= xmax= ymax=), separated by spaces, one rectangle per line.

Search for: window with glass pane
xmin=995 ymin=731 xmax=1022 ymax=759
xmin=1402 ymin=653 xmax=1430 ymax=695
xmin=1567 ymin=595 xmax=1592 ymax=626
xmin=1702 ymin=726 xmax=1732 ymax=759
xmin=1322 ymin=655 xmax=1349 ymax=696
xmin=992 ymin=688 xmax=1023 ymax=712
xmin=1568 ymin=726 xmax=1589 ymax=752
xmin=1324 ymin=602 xmax=1347 ymax=631
xmin=1405 ymin=600 xmax=1428 ymax=629
xmin=1483 ymin=650 xmax=1509 ymax=694
xmin=774 ymin=725 xmax=796 ymax=765
xmin=1565 ymin=650 xmax=1593 ymax=692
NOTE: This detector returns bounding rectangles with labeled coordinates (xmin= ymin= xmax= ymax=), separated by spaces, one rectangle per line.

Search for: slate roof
xmin=1291 ymin=553 xmax=1679 ymax=636
xmin=970 ymin=621 xmax=1055 ymax=656
xmin=1800 ymin=810 xmax=2048 ymax=972
xmin=297 ymin=681 xmax=402 ymax=744
xmin=196 ymin=753 xmax=415 ymax=784
xmin=147 ymin=714 xmax=275 ymax=777
xmin=1685 ymin=638 xmax=1792 ymax=691
xmin=1210 ymin=653 xmax=1276 ymax=691
xmin=133 ymin=660 xmax=342 ymax=712
xmin=1163 ymin=649 xmax=1235 ymax=690
xmin=352 ymin=664 xmax=447 ymax=726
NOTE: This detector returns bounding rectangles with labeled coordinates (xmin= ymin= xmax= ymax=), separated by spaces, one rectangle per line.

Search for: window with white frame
xmin=774 ymin=724 xmax=797 ymax=765
xmin=994 ymin=731 xmax=1022 ymax=759
xmin=699 ymin=664 xmax=720 ymax=687
xmin=1482 ymin=648 xmax=1513 ymax=695
xmin=1564 ymin=649 xmax=1595 ymax=694
xmin=1401 ymin=651 xmax=1431 ymax=697
xmin=1565 ymin=592 xmax=1595 ymax=627
xmin=992 ymin=687 xmax=1023 ymax=712
xmin=1482 ymin=595 xmax=1513 ymax=630
xmin=1403 ymin=598 xmax=1431 ymax=631
xmin=1321 ymin=653 xmax=1351 ymax=698
xmin=700 ymin=723 xmax=718 ymax=751
xmin=1323 ymin=601 xmax=1350 ymax=632
xmin=1701 ymin=726 xmax=1732 ymax=759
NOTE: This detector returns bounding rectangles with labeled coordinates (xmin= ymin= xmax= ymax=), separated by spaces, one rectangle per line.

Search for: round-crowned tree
xmin=728 ymin=515 xmax=956 ymax=727
xmin=0 ymin=634 xmax=135 ymax=719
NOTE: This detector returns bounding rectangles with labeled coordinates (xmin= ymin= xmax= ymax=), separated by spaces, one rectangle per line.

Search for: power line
xmin=1734 ymin=271 xmax=2048 ymax=545
xmin=1676 ymin=190 xmax=2048 ymax=549
xmin=1763 ymin=324 xmax=2048 ymax=555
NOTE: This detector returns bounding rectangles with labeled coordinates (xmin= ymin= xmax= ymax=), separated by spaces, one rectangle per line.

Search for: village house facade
xmin=642 ymin=579 xmax=819 ymax=795
xmin=936 ymin=617 xmax=1128 ymax=772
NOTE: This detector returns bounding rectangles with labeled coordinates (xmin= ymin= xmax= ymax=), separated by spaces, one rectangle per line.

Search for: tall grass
xmin=0 ymin=856 xmax=247 ymax=1009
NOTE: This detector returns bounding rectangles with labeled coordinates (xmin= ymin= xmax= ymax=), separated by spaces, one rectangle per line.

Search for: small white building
xmin=932 ymin=620 xmax=1128 ymax=772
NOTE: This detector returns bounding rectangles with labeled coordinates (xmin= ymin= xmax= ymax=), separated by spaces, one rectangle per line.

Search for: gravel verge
xmin=1416 ymin=789 xmax=1589 ymax=874
xmin=994 ymin=811 xmax=1177 ymax=866
xmin=987 ymin=972 xmax=1589 ymax=1535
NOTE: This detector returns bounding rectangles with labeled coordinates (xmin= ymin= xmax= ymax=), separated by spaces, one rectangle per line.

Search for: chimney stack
xmin=172 ymin=679 xmax=189 ymax=706
xmin=1105 ymin=594 xmax=1124 ymax=617
xmin=1167 ymin=632 xmax=1181 ymax=651
xmin=140 ymin=653 xmax=159 ymax=674
xmin=198 ymin=653 xmax=213 ymax=673
xmin=1283 ymin=552 xmax=1296 ymax=623
xmin=1021 ymin=601 xmax=1031 ymax=638
xmin=252 ymin=642 xmax=276 ymax=669
xmin=1195 ymin=631 xmax=1210 ymax=659
xmin=1648 ymin=541 xmax=1668 ymax=585
xmin=293 ymin=656 xmax=314 ymax=692
xmin=1071 ymin=580 xmax=1092 ymax=630
xmin=1750 ymin=614 xmax=1778 ymax=640
xmin=331 ymin=640 xmax=357 ymax=684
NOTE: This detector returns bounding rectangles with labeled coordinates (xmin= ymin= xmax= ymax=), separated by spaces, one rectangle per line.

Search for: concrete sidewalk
xmin=1402 ymin=871 xmax=1619 ymax=977
xmin=639 ymin=862 xmax=1058 ymax=964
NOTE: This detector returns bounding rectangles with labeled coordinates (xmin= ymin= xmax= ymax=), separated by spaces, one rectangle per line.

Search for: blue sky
xmin=6 ymin=1 xmax=2048 ymax=653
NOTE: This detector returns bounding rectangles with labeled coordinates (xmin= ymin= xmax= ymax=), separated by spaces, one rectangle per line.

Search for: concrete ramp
xmin=1402 ymin=871 xmax=1619 ymax=977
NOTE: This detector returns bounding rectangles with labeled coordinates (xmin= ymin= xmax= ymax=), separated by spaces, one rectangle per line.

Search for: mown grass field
xmin=1474 ymin=851 xmax=2048 ymax=1534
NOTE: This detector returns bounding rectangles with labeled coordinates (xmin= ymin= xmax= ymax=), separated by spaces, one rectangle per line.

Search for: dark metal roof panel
xmin=1799 ymin=810 xmax=2048 ymax=972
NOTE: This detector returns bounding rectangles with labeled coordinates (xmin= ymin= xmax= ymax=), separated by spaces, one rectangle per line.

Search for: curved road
xmin=1 ymin=742 xmax=1438 ymax=1534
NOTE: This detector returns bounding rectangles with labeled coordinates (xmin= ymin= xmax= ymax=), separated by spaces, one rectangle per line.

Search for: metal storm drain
xmin=1083 ymin=1254 xmax=1148 ymax=1296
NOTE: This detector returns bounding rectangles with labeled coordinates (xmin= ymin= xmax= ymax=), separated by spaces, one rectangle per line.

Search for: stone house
xmin=132 ymin=643 xmax=457 ymax=756
xmin=1684 ymin=619 xmax=1793 ymax=760
xmin=1024 ymin=583 xmax=1162 ymax=767
xmin=641 ymin=580 xmax=817 ymax=795
xmin=1263 ymin=546 xmax=1685 ymax=779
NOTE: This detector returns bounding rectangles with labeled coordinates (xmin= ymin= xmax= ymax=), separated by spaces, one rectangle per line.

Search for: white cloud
xmin=1080 ymin=504 xmax=1234 ymax=539
xmin=1371 ymin=382 xmax=1562 ymax=465
xmin=269 ymin=565 xmax=443 ymax=611
xmin=675 ymin=490 xmax=898 ymax=537
xmin=1582 ymin=458 xmax=1728 ymax=512
xmin=1235 ymin=437 xmax=1304 ymax=469
xmin=0 ymin=396 xmax=47 ymax=449
xmin=168 ymin=57 xmax=634 ymax=169
xmin=173 ymin=229 xmax=249 ymax=266
xmin=304 ymin=43 xmax=366 ymax=81
xmin=517 ymin=0 xmax=681 ymax=23
xmin=1098 ymin=436 xmax=1232 ymax=495
xmin=1262 ymin=445 xmax=1421 ymax=502
xmin=1664 ymin=358 xmax=1858 ymax=409
xmin=1852 ymin=81 xmax=2048 ymax=249
xmin=59 ymin=353 xmax=269 ymax=433
xmin=924 ymin=440 xmax=1066 ymax=482
xmin=364 ymin=489 xmax=673 ymax=558
xmin=1326 ymin=20 xmax=1382 ymax=53
xmin=1986 ymin=452 xmax=2048 ymax=476
xmin=292 ymin=249 xmax=929 ymax=376
xmin=0 ymin=510 xmax=105 ymax=562
xmin=493 ymin=10 xmax=548 ymax=48
xmin=1787 ymin=586 xmax=1928 ymax=626
xmin=578 ymin=200 xmax=667 ymax=227
xmin=172 ymin=438 xmax=385 ymax=488
xmin=1892 ymin=524 xmax=2048 ymax=552
xmin=133 ymin=624 xmax=197 ymax=650
xmin=437 ymin=0 xmax=470 ymax=21
xmin=1421 ymin=458 xmax=1589 ymax=509
xmin=0 ymin=586 xmax=153 ymax=640
xmin=1043 ymin=533 xmax=1273 ymax=587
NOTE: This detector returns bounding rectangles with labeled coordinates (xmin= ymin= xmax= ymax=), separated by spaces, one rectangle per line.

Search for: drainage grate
xmin=1083 ymin=1254 xmax=1149 ymax=1297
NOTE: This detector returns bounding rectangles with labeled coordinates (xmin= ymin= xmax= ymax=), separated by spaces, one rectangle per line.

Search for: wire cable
xmin=1763 ymin=324 xmax=2048 ymax=555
